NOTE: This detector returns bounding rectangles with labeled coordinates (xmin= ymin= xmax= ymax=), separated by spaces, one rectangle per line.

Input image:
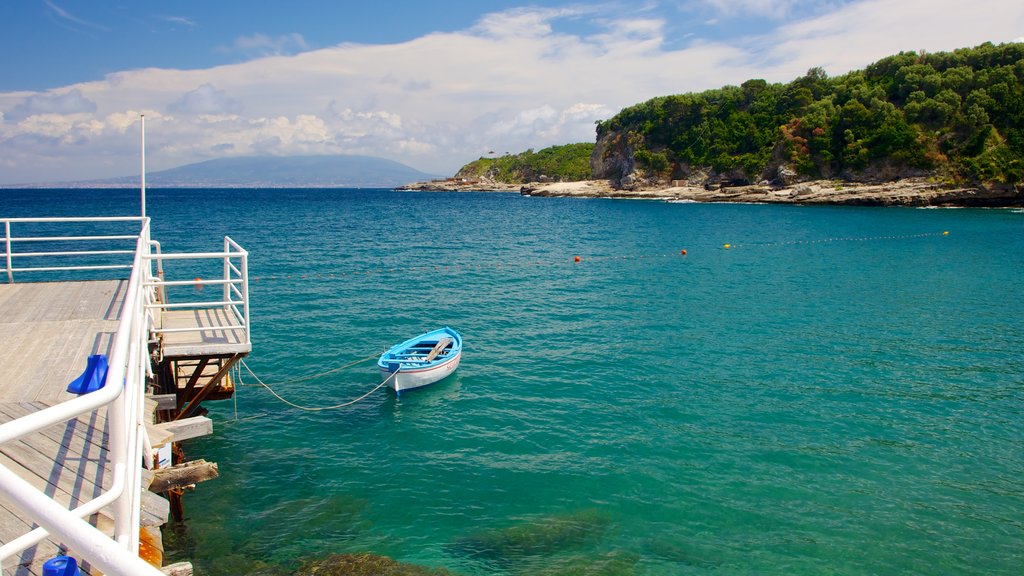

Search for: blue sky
xmin=1 ymin=0 xmax=1022 ymax=184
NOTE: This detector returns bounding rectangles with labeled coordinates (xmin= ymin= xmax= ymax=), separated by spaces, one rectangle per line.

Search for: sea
xmin=3 ymin=188 xmax=1023 ymax=575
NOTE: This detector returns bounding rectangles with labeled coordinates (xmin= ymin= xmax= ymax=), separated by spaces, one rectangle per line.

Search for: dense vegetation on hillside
xmin=594 ymin=42 xmax=1024 ymax=187
xmin=456 ymin=143 xmax=594 ymax=183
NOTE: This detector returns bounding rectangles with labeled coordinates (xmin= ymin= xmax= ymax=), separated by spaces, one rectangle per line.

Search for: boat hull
xmin=380 ymin=352 xmax=461 ymax=392
xmin=377 ymin=327 xmax=462 ymax=393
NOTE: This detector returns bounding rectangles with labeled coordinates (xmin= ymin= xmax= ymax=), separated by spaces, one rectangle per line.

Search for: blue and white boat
xmin=378 ymin=327 xmax=462 ymax=393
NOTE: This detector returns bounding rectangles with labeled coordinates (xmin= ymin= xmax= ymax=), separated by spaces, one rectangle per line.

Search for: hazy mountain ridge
xmin=5 ymin=155 xmax=438 ymax=188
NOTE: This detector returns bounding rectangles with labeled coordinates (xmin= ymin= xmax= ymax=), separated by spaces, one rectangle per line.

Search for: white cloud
xmin=161 ymin=15 xmax=197 ymax=28
xmin=44 ymin=0 xmax=106 ymax=31
xmin=701 ymin=0 xmax=805 ymax=19
xmin=2 ymin=0 xmax=1023 ymax=184
xmin=754 ymin=0 xmax=1024 ymax=77
xmin=473 ymin=6 xmax=584 ymax=38
xmin=8 ymin=88 xmax=97 ymax=120
xmin=222 ymin=33 xmax=310 ymax=57
xmin=168 ymin=84 xmax=243 ymax=115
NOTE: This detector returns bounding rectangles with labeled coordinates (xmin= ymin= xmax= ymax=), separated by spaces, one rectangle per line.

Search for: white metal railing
xmin=143 ymin=236 xmax=250 ymax=351
xmin=0 ymin=217 xmax=164 ymax=575
xmin=0 ymin=217 xmax=250 ymax=574
xmin=2 ymin=217 xmax=144 ymax=284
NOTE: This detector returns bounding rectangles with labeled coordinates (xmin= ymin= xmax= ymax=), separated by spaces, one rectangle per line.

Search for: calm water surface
xmin=4 ymin=188 xmax=1023 ymax=575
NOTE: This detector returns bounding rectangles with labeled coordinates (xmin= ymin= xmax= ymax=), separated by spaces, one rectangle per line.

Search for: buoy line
xmin=241 ymin=228 xmax=950 ymax=282
xmin=237 ymin=357 xmax=397 ymax=411
xmin=722 ymin=230 xmax=950 ymax=249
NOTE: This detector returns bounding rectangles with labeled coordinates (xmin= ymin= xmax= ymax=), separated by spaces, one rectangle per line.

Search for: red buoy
xmin=574 ymin=255 xmax=581 ymax=263
xmin=680 ymin=249 xmax=687 ymax=256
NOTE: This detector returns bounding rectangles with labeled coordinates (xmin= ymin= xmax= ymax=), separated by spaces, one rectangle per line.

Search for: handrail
xmin=144 ymin=237 xmax=251 ymax=349
xmin=2 ymin=216 xmax=145 ymax=284
xmin=0 ymin=215 xmax=250 ymax=574
xmin=0 ymin=218 xmax=164 ymax=575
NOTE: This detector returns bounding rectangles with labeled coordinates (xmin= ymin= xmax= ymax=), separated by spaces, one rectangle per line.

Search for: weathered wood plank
xmin=0 ymin=430 xmax=109 ymax=510
xmin=148 ymin=394 xmax=178 ymax=412
xmin=0 ymin=403 xmax=109 ymax=454
xmin=149 ymin=460 xmax=219 ymax=493
xmin=0 ymin=280 xmax=123 ymax=404
xmin=141 ymin=489 xmax=170 ymax=527
xmin=151 ymin=416 xmax=213 ymax=444
xmin=160 ymin=307 xmax=250 ymax=357
xmin=161 ymin=562 xmax=194 ymax=576
xmin=145 ymin=422 xmax=175 ymax=449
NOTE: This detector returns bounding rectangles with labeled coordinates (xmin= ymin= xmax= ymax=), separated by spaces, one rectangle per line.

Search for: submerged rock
xmin=515 ymin=550 xmax=640 ymax=576
xmin=294 ymin=553 xmax=455 ymax=576
xmin=448 ymin=509 xmax=612 ymax=562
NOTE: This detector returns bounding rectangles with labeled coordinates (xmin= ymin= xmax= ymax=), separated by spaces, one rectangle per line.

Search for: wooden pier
xmin=0 ymin=279 xmax=249 ymax=575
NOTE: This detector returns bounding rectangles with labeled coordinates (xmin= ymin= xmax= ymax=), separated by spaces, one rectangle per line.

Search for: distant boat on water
xmin=378 ymin=327 xmax=462 ymax=393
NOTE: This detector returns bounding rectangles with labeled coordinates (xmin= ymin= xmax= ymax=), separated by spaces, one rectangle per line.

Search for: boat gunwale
xmin=377 ymin=327 xmax=462 ymax=372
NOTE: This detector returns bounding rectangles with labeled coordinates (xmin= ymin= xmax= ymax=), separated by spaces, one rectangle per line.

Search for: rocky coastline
xmin=399 ymin=178 xmax=1023 ymax=207
xmin=395 ymin=177 xmax=521 ymax=192
xmin=521 ymin=179 xmax=1024 ymax=207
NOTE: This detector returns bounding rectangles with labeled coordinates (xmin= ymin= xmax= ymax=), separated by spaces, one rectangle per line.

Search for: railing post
xmin=223 ymin=237 xmax=231 ymax=306
xmin=4 ymin=220 xmax=12 ymax=284
xmin=241 ymin=248 xmax=250 ymax=346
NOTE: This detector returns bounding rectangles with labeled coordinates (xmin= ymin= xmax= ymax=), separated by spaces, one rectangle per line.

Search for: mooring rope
xmin=238 ymin=357 xmax=397 ymax=411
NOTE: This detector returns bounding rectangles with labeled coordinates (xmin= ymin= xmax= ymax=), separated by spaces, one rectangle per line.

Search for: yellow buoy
xmin=943 ymin=231 xmax=950 ymax=236
xmin=723 ymin=243 xmax=731 ymax=249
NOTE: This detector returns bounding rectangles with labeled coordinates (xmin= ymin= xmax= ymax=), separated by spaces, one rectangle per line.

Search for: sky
xmin=1 ymin=0 xmax=1023 ymax=185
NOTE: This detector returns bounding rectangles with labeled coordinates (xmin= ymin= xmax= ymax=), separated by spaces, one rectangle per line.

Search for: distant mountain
xmin=33 ymin=155 xmax=439 ymax=188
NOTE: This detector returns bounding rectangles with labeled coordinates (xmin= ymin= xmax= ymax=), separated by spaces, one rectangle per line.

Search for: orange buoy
xmin=680 ymin=249 xmax=687 ymax=256
xmin=574 ymin=255 xmax=581 ymax=263
xmin=194 ymin=277 xmax=202 ymax=282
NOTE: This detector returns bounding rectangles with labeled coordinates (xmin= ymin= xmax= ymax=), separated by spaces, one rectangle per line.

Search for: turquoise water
xmin=4 ymin=189 xmax=1024 ymax=575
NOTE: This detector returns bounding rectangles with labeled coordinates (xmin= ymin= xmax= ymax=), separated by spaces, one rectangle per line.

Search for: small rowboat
xmin=378 ymin=327 xmax=462 ymax=394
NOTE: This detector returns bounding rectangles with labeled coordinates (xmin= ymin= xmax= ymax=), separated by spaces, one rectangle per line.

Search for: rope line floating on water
xmin=238 ymin=357 xmax=396 ymax=411
xmin=244 ymin=230 xmax=949 ymax=282
xmin=720 ymin=230 xmax=950 ymax=250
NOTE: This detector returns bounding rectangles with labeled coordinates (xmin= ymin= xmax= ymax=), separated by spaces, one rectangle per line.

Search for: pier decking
xmin=0 ymin=280 xmax=128 ymax=575
xmin=0 ymin=281 xmax=125 ymax=404
xmin=0 ymin=276 xmax=249 ymax=575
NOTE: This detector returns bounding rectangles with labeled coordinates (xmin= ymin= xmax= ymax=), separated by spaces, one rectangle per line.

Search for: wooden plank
xmin=141 ymin=489 xmax=170 ymax=527
xmin=0 ymin=401 xmax=117 ymax=572
xmin=148 ymin=394 xmax=178 ymax=412
xmin=149 ymin=460 xmax=219 ymax=493
xmin=176 ymin=358 xmax=210 ymax=410
xmin=176 ymin=360 xmax=234 ymax=420
xmin=0 ymin=403 xmax=109 ymax=454
xmin=160 ymin=307 xmax=250 ymax=357
xmin=0 ymin=281 xmax=122 ymax=404
xmin=145 ymin=422 xmax=175 ymax=449
xmin=161 ymin=562 xmax=194 ymax=576
xmin=424 ymin=337 xmax=453 ymax=362
xmin=0 ymin=452 xmax=114 ymax=535
xmin=0 ymin=492 xmax=48 ymax=561
xmin=0 ymin=429 xmax=110 ymax=510
xmin=152 ymin=416 xmax=213 ymax=443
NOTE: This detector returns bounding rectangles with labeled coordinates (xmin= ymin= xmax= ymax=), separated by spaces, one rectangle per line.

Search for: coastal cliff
xmin=587 ymin=43 xmax=1024 ymax=201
